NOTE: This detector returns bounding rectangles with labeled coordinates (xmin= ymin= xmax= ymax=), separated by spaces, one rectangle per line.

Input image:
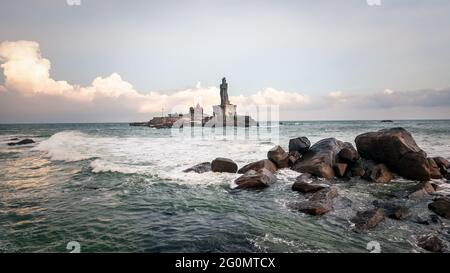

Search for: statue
xmin=220 ymin=77 xmax=230 ymax=106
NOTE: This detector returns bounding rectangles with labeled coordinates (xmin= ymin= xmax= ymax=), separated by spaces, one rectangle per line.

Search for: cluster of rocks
xmin=183 ymin=127 xmax=450 ymax=252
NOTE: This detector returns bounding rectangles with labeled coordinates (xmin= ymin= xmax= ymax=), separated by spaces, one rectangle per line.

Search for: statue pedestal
xmin=213 ymin=104 xmax=236 ymax=127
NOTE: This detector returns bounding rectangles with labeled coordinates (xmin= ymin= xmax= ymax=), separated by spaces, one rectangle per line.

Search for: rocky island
xmin=184 ymin=127 xmax=450 ymax=252
xmin=130 ymin=77 xmax=257 ymax=129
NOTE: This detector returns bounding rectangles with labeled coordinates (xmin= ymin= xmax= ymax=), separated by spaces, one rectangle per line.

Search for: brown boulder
xmin=267 ymin=146 xmax=289 ymax=168
xmin=361 ymin=160 xmax=393 ymax=183
xmin=338 ymin=142 xmax=359 ymax=163
xmin=211 ymin=157 xmax=238 ymax=173
xmin=433 ymin=156 xmax=450 ymax=169
xmin=418 ymin=235 xmax=446 ymax=253
xmin=238 ymin=159 xmax=277 ymax=174
xmin=352 ymin=208 xmax=385 ymax=231
xmin=409 ymin=181 xmax=435 ymax=199
xmin=427 ymin=158 xmax=443 ymax=179
xmin=355 ymin=128 xmax=430 ymax=181
xmin=234 ymin=168 xmax=276 ymax=189
xmin=428 ymin=198 xmax=450 ymax=219
xmin=373 ymin=200 xmax=411 ymax=220
xmin=292 ymin=138 xmax=345 ymax=178
xmin=292 ymin=174 xmax=329 ymax=193
xmin=294 ymin=187 xmax=338 ymax=215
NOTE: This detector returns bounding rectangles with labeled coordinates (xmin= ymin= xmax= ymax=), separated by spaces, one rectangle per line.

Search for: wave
xmin=34 ymin=131 xmax=97 ymax=162
xmin=90 ymin=159 xmax=139 ymax=174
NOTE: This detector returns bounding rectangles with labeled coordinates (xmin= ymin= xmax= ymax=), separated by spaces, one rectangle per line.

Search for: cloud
xmin=368 ymin=88 xmax=450 ymax=108
xmin=0 ymin=40 xmax=311 ymax=118
xmin=1 ymin=40 xmax=449 ymax=122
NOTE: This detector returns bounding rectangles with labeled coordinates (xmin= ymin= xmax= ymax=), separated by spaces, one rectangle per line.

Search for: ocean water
xmin=0 ymin=120 xmax=449 ymax=253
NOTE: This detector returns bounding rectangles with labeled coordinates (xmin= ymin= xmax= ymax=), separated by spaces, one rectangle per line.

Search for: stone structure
xmin=213 ymin=77 xmax=237 ymax=126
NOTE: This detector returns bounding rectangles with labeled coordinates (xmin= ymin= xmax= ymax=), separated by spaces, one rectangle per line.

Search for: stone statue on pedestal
xmin=220 ymin=77 xmax=230 ymax=106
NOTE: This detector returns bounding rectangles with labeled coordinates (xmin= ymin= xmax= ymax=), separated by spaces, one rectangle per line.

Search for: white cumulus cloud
xmin=0 ymin=40 xmax=311 ymax=117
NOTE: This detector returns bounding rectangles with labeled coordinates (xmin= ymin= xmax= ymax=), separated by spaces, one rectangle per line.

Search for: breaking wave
xmin=35 ymin=131 xmax=98 ymax=162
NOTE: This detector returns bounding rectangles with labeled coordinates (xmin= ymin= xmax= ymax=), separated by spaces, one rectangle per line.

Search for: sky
xmin=0 ymin=0 xmax=450 ymax=122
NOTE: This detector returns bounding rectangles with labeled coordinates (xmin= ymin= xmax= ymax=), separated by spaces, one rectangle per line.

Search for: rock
xmin=355 ymin=128 xmax=430 ymax=181
xmin=9 ymin=138 xmax=19 ymax=141
xmin=288 ymin=151 xmax=302 ymax=167
xmin=338 ymin=143 xmax=359 ymax=163
xmin=433 ymin=156 xmax=450 ymax=171
xmin=428 ymin=198 xmax=450 ymax=219
xmin=427 ymin=158 xmax=443 ymax=179
xmin=294 ymin=187 xmax=338 ymax=215
xmin=414 ymin=214 xmax=442 ymax=226
xmin=211 ymin=157 xmax=238 ymax=173
xmin=234 ymin=168 xmax=276 ymax=189
xmin=292 ymin=138 xmax=345 ymax=178
xmin=352 ymin=208 xmax=385 ymax=230
xmin=238 ymin=159 xmax=277 ymax=174
xmin=418 ymin=235 xmax=446 ymax=253
xmin=292 ymin=175 xmax=329 ymax=193
xmin=7 ymin=139 xmax=35 ymax=146
xmin=288 ymin=137 xmax=311 ymax=154
xmin=361 ymin=160 xmax=393 ymax=183
xmin=430 ymin=182 xmax=442 ymax=191
xmin=373 ymin=200 xmax=410 ymax=220
xmin=350 ymin=164 xmax=366 ymax=177
xmin=267 ymin=146 xmax=289 ymax=168
xmin=183 ymin=162 xmax=211 ymax=173
xmin=350 ymin=160 xmax=365 ymax=177
xmin=408 ymin=181 xmax=435 ymax=199
xmin=333 ymin=163 xmax=347 ymax=177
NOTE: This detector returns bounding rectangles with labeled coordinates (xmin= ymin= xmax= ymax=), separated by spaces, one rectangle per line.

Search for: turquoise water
xmin=0 ymin=121 xmax=449 ymax=252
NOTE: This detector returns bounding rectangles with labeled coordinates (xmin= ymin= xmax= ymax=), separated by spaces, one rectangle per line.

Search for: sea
xmin=0 ymin=120 xmax=449 ymax=253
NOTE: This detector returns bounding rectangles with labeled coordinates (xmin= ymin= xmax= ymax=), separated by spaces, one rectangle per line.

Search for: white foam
xmin=34 ymin=131 xmax=97 ymax=162
xmin=33 ymin=130 xmax=275 ymax=186
xmin=90 ymin=159 xmax=139 ymax=174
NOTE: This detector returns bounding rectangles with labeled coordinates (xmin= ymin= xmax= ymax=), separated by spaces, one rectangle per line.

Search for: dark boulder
xmin=238 ymin=159 xmax=277 ymax=174
xmin=288 ymin=151 xmax=302 ymax=167
xmin=361 ymin=160 xmax=393 ymax=183
xmin=234 ymin=168 xmax=276 ymax=189
xmin=349 ymin=160 xmax=366 ymax=177
xmin=183 ymin=162 xmax=211 ymax=173
xmin=427 ymin=158 xmax=443 ymax=179
xmin=433 ymin=156 xmax=450 ymax=172
xmin=267 ymin=146 xmax=289 ymax=168
xmin=408 ymin=181 xmax=435 ymax=199
xmin=428 ymin=198 xmax=450 ymax=219
xmin=211 ymin=157 xmax=238 ymax=173
xmin=355 ymin=128 xmax=430 ymax=181
xmin=294 ymin=186 xmax=338 ymax=215
xmin=352 ymin=208 xmax=385 ymax=231
xmin=418 ymin=235 xmax=446 ymax=253
xmin=7 ymin=139 xmax=35 ymax=146
xmin=338 ymin=142 xmax=359 ymax=163
xmin=288 ymin=137 xmax=311 ymax=154
xmin=292 ymin=138 xmax=345 ymax=178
